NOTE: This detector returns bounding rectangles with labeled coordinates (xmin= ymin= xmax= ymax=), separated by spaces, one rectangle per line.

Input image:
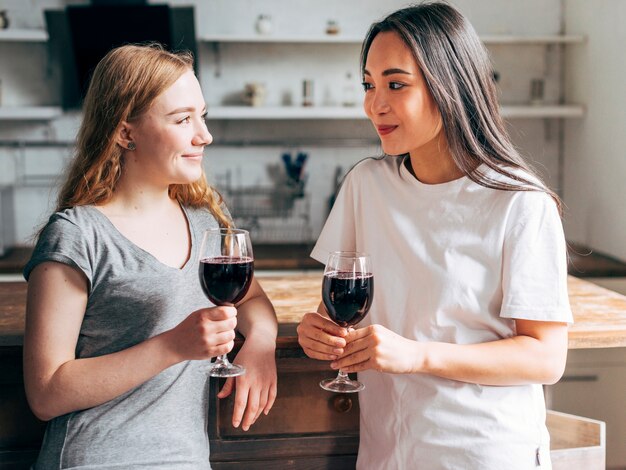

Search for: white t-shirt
xmin=311 ymin=155 xmax=572 ymax=470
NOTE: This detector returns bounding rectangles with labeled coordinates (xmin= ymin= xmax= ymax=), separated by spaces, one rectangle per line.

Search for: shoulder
xmin=343 ymin=155 xmax=402 ymax=186
xmin=41 ymin=206 xmax=100 ymax=236
xmin=478 ymin=164 xmax=546 ymax=190
xmin=183 ymin=204 xmax=222 ymax=231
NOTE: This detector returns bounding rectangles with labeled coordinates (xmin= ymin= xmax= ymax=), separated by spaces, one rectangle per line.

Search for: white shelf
xmin=0 ymin=29 xmax=48 ymax=42
xmin=200 ymin=34 xmax=585 ymax=45
xmin=500 ymin=104 xmax=585 ymax=118
xmin=206 ymin=106 xmax=366 ymax=120
xmin=0 ymin=30 xmax=584 ymax=45
xmin=481 ymin=34 xmax=586 ymax=45
xmin=0 ymin=105 xmax=582 ymax=122
xmin=205 ymin=105 xmax=585 ymax=120
xmin=200 ymin=34 xmax=363 ymax=44
xmin=0 ymin=107 xmax=63 ymax=121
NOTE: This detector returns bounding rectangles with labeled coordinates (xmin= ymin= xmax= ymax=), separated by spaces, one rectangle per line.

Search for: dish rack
xmin=220 ymin=182 xmax=312 ymax=244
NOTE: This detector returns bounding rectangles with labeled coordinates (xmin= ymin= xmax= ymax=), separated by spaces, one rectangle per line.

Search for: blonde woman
xmin=23 ymin=44 xmax=277 ymax=469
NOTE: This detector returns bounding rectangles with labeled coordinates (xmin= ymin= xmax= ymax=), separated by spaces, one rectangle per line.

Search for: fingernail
xmin=333 ymin=348 xmax=343 ymax=354
xmin=330 ymin=362 xmax=338 ymax=369
xmin=329 ymin=355 xmax=337 ymax=360
xmin=233 ymin=421 xmax=240 ymax=427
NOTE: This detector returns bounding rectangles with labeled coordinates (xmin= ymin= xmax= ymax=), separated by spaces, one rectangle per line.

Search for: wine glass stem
xmin=214 ymin=354 xmax=230 ymax=367
xmin=336 ymin=369 xmax=351 ymax=382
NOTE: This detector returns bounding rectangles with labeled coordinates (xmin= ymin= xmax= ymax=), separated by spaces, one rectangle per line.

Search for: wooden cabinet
xmin=0 ymin=345 xmax=46 ymax=470
xmin=209 ymin=345 xmax=359 ymax=469
xmin=1 ymin=275 xmax=621 ymax=469
xmin=1 ymin=339 xmax=606 ymax=470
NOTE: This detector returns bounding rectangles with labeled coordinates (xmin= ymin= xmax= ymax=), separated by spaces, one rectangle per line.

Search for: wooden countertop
xmin=2 ymin=274 xmax=626 ymax=349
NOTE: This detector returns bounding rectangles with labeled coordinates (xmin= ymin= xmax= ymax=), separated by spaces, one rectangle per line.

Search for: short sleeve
xmin=23 ymin=213 xmax=94 ymax=289
xmin=500 ymin=192 xmax=573 ymax=323
xmin=310 ymin=170 xmax=358 ymax=264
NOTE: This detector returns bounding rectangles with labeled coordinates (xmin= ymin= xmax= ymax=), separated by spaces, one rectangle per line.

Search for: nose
xmin=365 ymin=88 xmax=390 ymax=116
xmin=193 ymin=118 xmax=213 ymax=146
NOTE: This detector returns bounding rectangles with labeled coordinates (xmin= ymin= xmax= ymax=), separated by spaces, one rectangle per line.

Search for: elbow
xmin=540 ymin=356 xmax=567 ymax=385
xmin=25 ymin=386 xmax=60 ymax=421
xmin=27 ymin=396 xmax=56 ymax=422
xmin=543 ymin=364 xmax=566 ymax=385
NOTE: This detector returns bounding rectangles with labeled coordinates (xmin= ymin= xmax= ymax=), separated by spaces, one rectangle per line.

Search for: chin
xmin=174 ymin=170 xmax=203 ymax=185
xmin=381 ymin=143 xmax=408 ymax=156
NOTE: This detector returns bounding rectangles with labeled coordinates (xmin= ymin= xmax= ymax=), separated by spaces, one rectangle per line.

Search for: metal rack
xmin=218 ymin=172 xmax=312 ymax=244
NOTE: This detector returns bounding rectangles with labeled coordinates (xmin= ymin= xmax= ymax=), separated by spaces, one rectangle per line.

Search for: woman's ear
xmin=115 ymin=121 xmax=135 ymax=151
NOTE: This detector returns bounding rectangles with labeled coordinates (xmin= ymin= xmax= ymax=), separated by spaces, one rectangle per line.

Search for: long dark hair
xmin=361 ymin=2 xmax=562 ymax=213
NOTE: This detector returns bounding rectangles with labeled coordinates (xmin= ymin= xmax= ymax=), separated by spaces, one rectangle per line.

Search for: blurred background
xmin=0 ymin=1 xmax=625 ymax=467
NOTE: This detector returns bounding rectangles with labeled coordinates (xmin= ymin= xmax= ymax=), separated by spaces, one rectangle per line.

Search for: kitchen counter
xmin=4 ymin=242 xmax=626 ymax=275
xmin=2 ymin=274 xmax=626 ymax=348
xmin=1 ymin=273 xmax=618 ymax=469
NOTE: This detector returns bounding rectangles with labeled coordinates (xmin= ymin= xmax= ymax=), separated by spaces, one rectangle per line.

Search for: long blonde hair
xmin=55 ymin=43 xmax=231 ymax=227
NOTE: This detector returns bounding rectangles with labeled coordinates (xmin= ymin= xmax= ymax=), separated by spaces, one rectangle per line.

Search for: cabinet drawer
xmin=213 ymin=357 xmax=359 ymax=438
xmin=208 ymin=352 xmax=359 ymax=465
xmin=548 ymin=410 xmax=606 ymax=470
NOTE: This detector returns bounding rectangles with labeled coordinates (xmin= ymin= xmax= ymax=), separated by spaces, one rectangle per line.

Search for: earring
xmin=127 ymin=142 xmax=136 ymax=151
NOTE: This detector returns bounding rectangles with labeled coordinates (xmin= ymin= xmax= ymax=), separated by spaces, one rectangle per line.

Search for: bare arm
xmin=218 ymin=277 xmax=278 ymax=431
xmin=24 ymin=261 xmax=236 ymax=421
xmin=335 ymin=319 xmax=569 ymax=385
xmin=235 ymin=277 xmax=278 ymax=345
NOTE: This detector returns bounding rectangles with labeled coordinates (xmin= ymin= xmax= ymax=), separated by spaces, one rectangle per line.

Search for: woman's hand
xmin=217 ymin=336 xmax=277 ymax=431
xmin=297 ymin=312 xmax=348 ymax=361
xmin=163 ymin=306 xmax=237 ymax=362
xmin=331 ymin=324 xmax=422 ymax=375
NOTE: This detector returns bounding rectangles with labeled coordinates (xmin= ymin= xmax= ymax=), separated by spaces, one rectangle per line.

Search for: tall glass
xmin=198 ymin=228 xmax=254 ymax=377
xmin=320 ymin=251 xmax=374 ymax=393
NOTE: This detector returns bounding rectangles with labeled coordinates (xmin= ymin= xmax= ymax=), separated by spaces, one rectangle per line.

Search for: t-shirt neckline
xmin=399 ymin=155 xmax=474 ymax=194
xmin=86 ymin=204 xmax=197 ymax=273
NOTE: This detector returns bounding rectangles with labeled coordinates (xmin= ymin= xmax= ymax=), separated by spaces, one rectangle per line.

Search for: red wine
xmin=199 ymin=256 xmax=254 ymax=305
xmin=322 ymin=271 xmax=374 ymax=327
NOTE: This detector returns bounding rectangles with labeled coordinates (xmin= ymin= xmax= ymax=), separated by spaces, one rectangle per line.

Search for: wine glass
xmin=320 ymin=251 xmax=374 ymax=393
xmin=198 ymin=228 xmax=254 ymax=377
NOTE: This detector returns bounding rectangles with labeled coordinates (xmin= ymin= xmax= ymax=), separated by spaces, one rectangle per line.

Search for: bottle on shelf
xmin=342 ymin=72 xmax=357 ymax=107
xmin=255 ymin=14 xmax=273 ymax=35
xmin=302 ymin=79 xmax=314 ymax=107
xmin=0 ymin=10 xmax=9 ymax=30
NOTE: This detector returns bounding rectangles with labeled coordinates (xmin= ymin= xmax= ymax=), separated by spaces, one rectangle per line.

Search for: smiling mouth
xmin=376 ymin=125 xmax=398 ymax=136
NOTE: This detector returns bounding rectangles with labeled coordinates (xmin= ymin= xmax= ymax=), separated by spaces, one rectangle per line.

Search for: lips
xmin=376 ymin=125 xmax=398 ymax=136
xmin=182 ymin=153 xmax=203 ymax=159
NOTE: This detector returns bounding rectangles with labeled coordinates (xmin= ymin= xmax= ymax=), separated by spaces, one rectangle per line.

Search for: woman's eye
xmin=389 ymin=82 xmax=404 ymax=90
xmin=362 ymin=82 xmax=373 ymax=91
xmin=201 ymin=112 xmax=208 ymax=123
xmin=178 ymin=116 xmax=191 ymax=124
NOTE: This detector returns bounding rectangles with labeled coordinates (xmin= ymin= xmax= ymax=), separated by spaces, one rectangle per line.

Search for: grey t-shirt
xmin=24 ymin=204 xmax=225 ymax=469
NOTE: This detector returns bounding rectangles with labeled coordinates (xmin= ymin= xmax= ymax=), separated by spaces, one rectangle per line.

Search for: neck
xmin=102 ymin=172 xmax=177 ymax=216
xmin=407 ymin=132 xmax=463 ymax=184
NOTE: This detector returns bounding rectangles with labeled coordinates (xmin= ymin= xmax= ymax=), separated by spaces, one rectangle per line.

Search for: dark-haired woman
xmin=23 ymin=44 xmax=277 ymax=469
xmin=297 ymin=3 xmax=571 ymax=469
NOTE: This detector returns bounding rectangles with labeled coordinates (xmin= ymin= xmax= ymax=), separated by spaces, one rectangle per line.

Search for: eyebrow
xmin=166 ymin=106 xmax=207 ymax=116
xmin=363 ymin=68 xmax=413 ymax=77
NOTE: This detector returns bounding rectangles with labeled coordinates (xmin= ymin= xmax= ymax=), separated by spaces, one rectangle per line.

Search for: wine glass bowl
xmin=320 ymin=251 xmax=373 ymax=393
xmin=199 ymin=228 xmax=254 ymax=377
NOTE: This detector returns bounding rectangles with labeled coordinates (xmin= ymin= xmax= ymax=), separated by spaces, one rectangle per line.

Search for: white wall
xmin=563 ymin=0 xmax=626 ymax=262
xmin=0 ymin=0 xmax=565 ymax=246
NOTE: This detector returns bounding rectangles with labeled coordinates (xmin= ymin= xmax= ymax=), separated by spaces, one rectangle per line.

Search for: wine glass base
xmin=319 ymin=377 xmax=364 ymax=393
xmin=208 ymin=363 xmax=246 ymax=378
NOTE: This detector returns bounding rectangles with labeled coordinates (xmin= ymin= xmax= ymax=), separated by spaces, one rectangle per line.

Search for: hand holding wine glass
xmin=319 ymin=251 xmax=374 ymax=393
xmin=199 ymin=228 xmax=254 ymax=377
